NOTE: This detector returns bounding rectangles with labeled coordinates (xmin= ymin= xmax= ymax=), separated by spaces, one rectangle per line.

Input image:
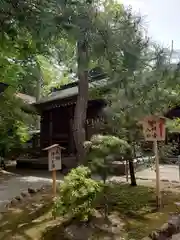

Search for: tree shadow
xmin=41 ymin=223 xmax=69 ymax=240
xmin=42 ymin=214 xmax=124 ymax=240
xmin=41 ymin=217 xmax=74 ymax=240
xmin=0 ymin=201 xmax=53 ymax=239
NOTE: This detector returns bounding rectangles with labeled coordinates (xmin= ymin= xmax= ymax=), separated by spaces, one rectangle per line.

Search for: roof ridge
xmin=51 ymin=69 xmax=107 ymax=93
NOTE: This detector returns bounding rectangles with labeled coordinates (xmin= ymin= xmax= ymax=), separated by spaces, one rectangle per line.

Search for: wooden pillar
xmin=69 ymin=118 xmax=75 ymax=154
xmin=85 ymin=119 xmax=88 ymax=140
xmin=66 ymin=106 xmax=75 ymax=154
xmin=154 ymin=140 xmax=161 ymax=209
xmin=49 ymin=111 xmax=53 ymax=145
xmin=86 ymin=118 xmax=95 ymax=140
xmin=40 ymin=115 xmax=43 ymax=149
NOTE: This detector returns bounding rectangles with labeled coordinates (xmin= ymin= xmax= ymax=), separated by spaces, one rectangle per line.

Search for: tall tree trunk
xmin=73 ymin=40 xmax=89 ymax=164
xmin=127 ymin=144 xmax=137 ymax=186
xmin=35 ymin=58 xmax=43 ymax=130
xmin=130 ymin=142 xmax=137 ymax=186
xmin=123 ymin=82 xmax=137 ymax=186
xmin=126 ymin=127 xmax=137 ymax=186
xmin=129 ymin=158 xmax=137 ymax=186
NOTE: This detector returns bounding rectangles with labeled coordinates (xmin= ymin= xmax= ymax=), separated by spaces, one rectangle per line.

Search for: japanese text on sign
xmin=51 ymin=151 xmax=55 ymax=170
xmin=48 ymin=147 xmax=62 ymax=171
xmin=142 ymin=116 xmax=165 ymax=141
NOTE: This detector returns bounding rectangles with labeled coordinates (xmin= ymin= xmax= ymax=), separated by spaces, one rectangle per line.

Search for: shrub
xmin=85 ymin=134 xmax=130 ymax=183
xmin=52 ymin=166 xmax=102 ymax=221
xmin=158 ymin=141 xmax=179 ymax=163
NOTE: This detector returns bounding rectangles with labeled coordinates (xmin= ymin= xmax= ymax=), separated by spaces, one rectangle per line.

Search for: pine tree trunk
xmin=35 ymin=58 xmax=42 ymax=130
xmin=126 ymin=126 xmax=137 ymax=186
xmin=129 ymin=158 xmax=137 ymax=186
xmin=73 ymin=40 xmax=89 ymax=164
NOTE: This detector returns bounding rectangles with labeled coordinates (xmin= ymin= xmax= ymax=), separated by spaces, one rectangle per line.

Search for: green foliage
xmin=52 ymin=166 xmax=102 ymax=221
xmin=85 ymin=134 xmax=130 ymax=183
xmin=166 ymin=118 xmax=180 ymax=133
xmin=104 ymin=183 xmax=155 ymax=215
xmin=88 ymin=5 xmax=180 ymax=181
xmin=0 ymin=0 xmax=179 ymax=166
xmin=0 ymin=89 xmax=30 ymax=157
xmin=158 ymin=141 xmax=179 ymax=162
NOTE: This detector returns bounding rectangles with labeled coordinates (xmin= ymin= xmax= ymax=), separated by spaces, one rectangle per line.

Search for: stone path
xmin=0 ymin=164 xmax=180 ymax=208
xmin=0 ymin=165 xmax=180 ymax=239
xmin=0 ymin=170 xmax=63 ymax=211
xmin=172 ymin=233 xmax=180 ymax=239
xmin=0 ymin=164 xmax=180 ymax=212
xmin=136 ymin=165 xmax=180 ymax=182
xmin=109 ymin=164 xmax=180 ymax=183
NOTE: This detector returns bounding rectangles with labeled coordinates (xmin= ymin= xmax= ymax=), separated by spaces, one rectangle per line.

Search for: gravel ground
xmin=0 ymin=169 xmax=63 ymax=212
xmin=1 ymin=164 xmax=180 ymax=212
xmin=1 ymin=165 xmax=180 ymax=239
xmin=172 ymin=233 xmax=180 ymax=239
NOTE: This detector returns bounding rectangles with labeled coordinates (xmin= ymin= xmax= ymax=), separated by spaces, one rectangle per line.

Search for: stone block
xmin=28 ymin=188 xmax=37 ymax=194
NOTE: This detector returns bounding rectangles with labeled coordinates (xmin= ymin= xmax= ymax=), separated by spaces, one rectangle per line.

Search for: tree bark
xmin=129 ymin=158 xmax=137 ymax=186
xmin=126 ymin=123 xmax=137 ymax=186
xmin=130 ymin=142 xmax=137 ymax=186
xmin=73 ymin=39 xmax=89 ymax=164
xmin=35 ymin=57 xmax=43 ymax=130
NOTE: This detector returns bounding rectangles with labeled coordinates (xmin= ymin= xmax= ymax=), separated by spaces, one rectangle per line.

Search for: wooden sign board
xmin=44 ymin=144 xmax=63 ymax=171
xmin=43 ymin=144 xmax=65 ymax=196
xmin=142 ymin=116 xmax=166 ymax=141
xmin=140 ymin=116 xmax=166 ymax=209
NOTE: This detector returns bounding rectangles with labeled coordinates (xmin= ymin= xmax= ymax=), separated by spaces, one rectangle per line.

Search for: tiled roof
xmin=16 ymin=92 xmax=36 ymax=104
xmin=35 ymin=86 xmax=78 ymax=105
xmin=34 ymin=78 xmax=108 ymax=105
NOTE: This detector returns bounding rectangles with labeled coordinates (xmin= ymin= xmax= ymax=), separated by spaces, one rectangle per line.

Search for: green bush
xmin=158 ymin=141 xmax=179 ymax=163
xmin=52 ymin=166 xmax=102 ymax=221
xmin=85 ymin=134 xmax=130 ymax=183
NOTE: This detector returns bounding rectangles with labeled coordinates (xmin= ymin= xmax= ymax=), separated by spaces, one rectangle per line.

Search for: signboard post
xmin=43 ymin=144 xmax=64 ymax=196
xmin=141 ymin=116 xmax=166 ymax=209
